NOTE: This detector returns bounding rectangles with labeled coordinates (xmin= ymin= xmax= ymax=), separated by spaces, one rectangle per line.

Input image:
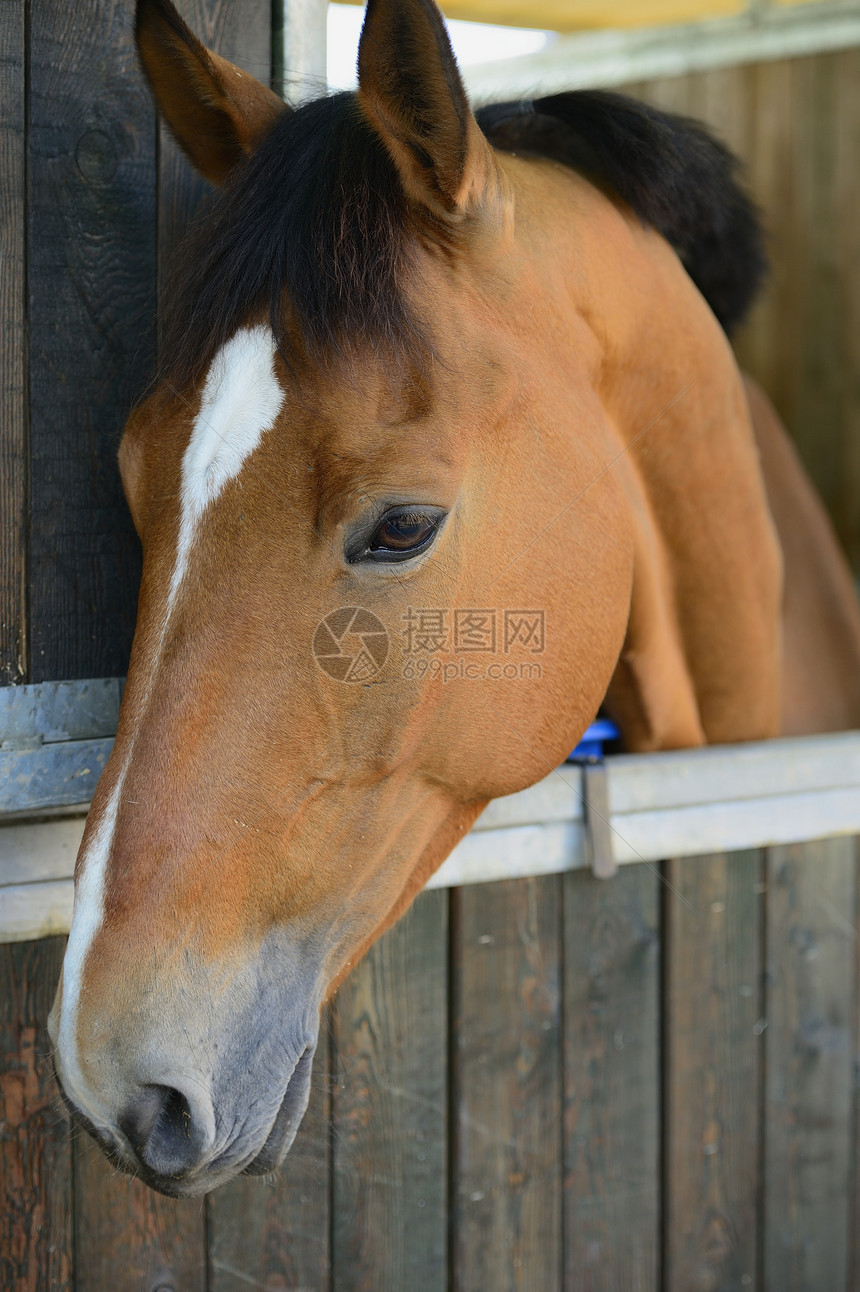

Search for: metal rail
xmin=463 ymin=0 xmax=860 ymax=99
xmin=3 ymin=679 xmax=859 ymax=943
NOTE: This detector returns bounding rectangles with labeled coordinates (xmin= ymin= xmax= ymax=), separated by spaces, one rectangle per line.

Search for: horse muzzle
xmin=48 ymin=926 xmax=323 ymax=1197
xmin=53 ymin=1041 xmax=316 ymax=1197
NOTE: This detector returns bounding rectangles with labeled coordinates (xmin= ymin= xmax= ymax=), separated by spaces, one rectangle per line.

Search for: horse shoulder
xmin=585 ymin=223 xmax=783 ymax=749
xmin=744 ymin=375 xmax=860 ymax=735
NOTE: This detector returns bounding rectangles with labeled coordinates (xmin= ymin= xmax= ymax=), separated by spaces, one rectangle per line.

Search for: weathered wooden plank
xmin=73 ymin=1135 xmax=207 ymax=1292
xmin=688 ymin=58 xmax=753 ymax=162
xmin=764 ymin=837 xmax=856 ymax=1292
xmin=833 ymin=46 xmax=860 ymax=573
xmin=733 ymin=52 xmax=859 ymax=574
xmin=630 ymin=51 xmax=860 ymax=587
xmin=208 ymin=1022 xmax=332 ymax=1292
xmin=0 ymin=937 xmax=72 ymax=1292
xmin=0 ymin=677 xmax=123 ymax=743
xmin=788 ymin=55 xmax=845 ymax=551
xmin=631 ymin=67 xmax=694 ymax=116
xmin=331 ymin=889 xmax=448 ymax=1292
xmin=452 ymin=875 xmax=562 ymax=1291
xmin=733 ymin=56 xmax=796 ymax=406
xmin=0 ymin=879 xmax=75 ymax=944
xmin=0 ymin=817 xmax=87 ymax=888
xmin=159 ymin=1 xmax=273 ymax=313
xmin=664 ymin=850 xmax=763 ymax=1291
xmin=0 ymin=0 xmax=27 ymax=686
xmin=0 ymin=738 xmax=113 ymax=816
xmin=562 ymin=864 xmax=660 ymax=1292
xmin=27 ymin=0 xmax=153 ymax=683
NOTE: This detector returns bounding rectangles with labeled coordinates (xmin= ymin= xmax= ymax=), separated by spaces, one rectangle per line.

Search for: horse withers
xmin=49 ymin=0 xmax=860 ymax=1196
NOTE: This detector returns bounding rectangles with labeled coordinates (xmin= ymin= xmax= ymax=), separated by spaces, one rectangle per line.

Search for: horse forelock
xmin=157 ymin=91 xmax=437 ymax=395
xmin=155 ymin=84 xmax=764 ymax=406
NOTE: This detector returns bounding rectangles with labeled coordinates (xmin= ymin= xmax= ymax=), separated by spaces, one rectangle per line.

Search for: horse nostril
xmin=119 ymin=1084 xmax=203 ymax=1179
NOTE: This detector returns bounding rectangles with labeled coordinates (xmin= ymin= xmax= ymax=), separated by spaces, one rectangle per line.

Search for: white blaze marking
xmin=58 ymin=326 xmax=285 ymax=1116
xmin=169 ymin=326 xmax=285 ymax=612
xmin=56 ymin=776 xmax=125 ymax=1121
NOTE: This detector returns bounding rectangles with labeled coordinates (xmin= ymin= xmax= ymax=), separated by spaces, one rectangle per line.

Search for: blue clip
xmin=568 ymin=718 xmax=620 ymax=762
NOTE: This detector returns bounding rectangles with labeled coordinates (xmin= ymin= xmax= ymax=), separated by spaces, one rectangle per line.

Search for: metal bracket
xmin=582 ymin=762 xmax=618 ymax=879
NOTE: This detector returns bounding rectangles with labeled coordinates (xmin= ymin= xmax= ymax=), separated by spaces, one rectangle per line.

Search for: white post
xmin=278 ymin=0 xmax=329 ymax=103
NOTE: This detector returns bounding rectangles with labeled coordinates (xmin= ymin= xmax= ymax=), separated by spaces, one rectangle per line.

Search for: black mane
xmin=476 ymin=92 xmax=766 ymax=336
xmin=159 ymin=88 xmax=766 ymax=390
xmin=159 ymin=92 xmax=423 ymax=389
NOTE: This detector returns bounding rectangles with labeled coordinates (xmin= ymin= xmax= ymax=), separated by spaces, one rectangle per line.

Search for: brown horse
xmin=49 ymin=0 xmax=860 ymax=1197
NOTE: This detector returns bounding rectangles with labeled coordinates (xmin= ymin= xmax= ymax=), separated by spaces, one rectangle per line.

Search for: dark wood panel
xmin=664 ymin=851 xmax=763 ymax=1292
xmin=787 ymin=56 xmax=845 ymax=531
xmin=208 ymin=1022 xmax=332 ymax=1292
xmin=331 ymin=890 xmax=448 ymax=1292
xmin=832 ymin=48 xmax=860 ymax=573
xmin=73 ymin=1138 xmax=206 ymax=1292
xmin=764 ymin=837 xmax=856 ymax=1292
xmin=452 ymin=876 xmax=562 ymax=1292
xmin=733 ymin=57 xmax=798 ymax=417
xmin=734 ymin=51 xmax=860 ymax=575
xmin=0 ymin=0 xmax=27 ymax=685
xmin=27 ymin=0 xmax=154 ymax=682
xmin=0 ymin=937 xmax=72 ymax=1292
xmin=626 ymin=68 xmax=695 ymax=114
xmin=562 ymin=865 xmax=660 ymax=1292
xmin=688 ymin=60 xmax=754 ymax=161
xmin=159 ymin=1 xmax=273 ymax=314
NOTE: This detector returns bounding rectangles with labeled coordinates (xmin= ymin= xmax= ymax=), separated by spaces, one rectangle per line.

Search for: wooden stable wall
xmin=5 ymin=837 xmax=860 ymax=1291
xmin=4 ymin=2 xmax=860 ymax=1290
xmin=0 ymin=0 xmax=275 ymax=688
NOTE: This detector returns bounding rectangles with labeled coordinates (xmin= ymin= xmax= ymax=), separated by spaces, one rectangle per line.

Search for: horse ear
xmin=135 ymin=0 xmax=288 ymax=186
xmin=357 ymin=0 xmax=499 ymax=217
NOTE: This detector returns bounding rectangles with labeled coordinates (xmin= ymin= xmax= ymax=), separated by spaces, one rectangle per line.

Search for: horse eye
xmin=362 ymin=509 xmax=444 ymax=563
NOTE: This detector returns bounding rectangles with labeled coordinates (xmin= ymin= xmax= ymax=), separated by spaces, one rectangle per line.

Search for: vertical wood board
xmin=1 ymin=937 xmax=72 ymax=1292
xmin=331 ymin=889 xmax=448 ymax=1292
xmin=663 ymin=851 xmax=763 ymax=1292
xmin=764 ymin=836 xmax=856 ymax=1292
xmin=562 ymin=864 xmax=660 ymax=1292
xmin=0 ymin=0 xmax=27 ymax=685
xmin=27 ymin=0 xmax=153 ymax=682
xmin=73 ymin=1138 xmax=206 ymax=1292
xmin=452 ymin=876 xmax=563 ymax=1292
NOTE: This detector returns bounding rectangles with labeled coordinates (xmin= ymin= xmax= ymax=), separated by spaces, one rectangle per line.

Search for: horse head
xmin=50 ymin=0 xmax=781 ymax=1195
